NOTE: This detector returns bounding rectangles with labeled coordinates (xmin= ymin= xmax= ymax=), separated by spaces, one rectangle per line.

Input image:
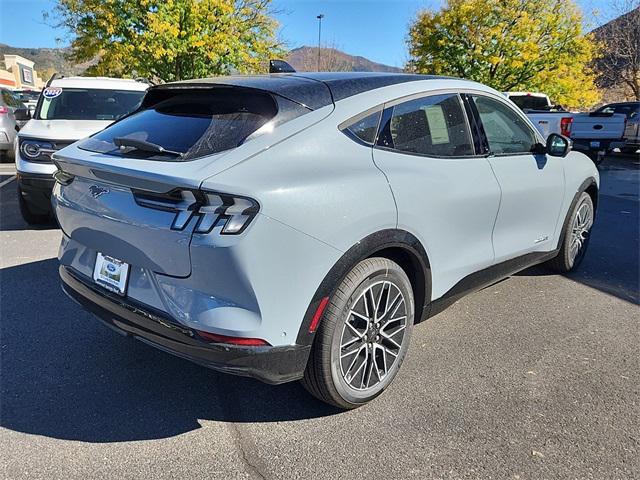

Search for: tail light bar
xmin=560 ymin=117 xmax=573 ymax=137
xmin=133 ymin=188 xmax=259 ymax=235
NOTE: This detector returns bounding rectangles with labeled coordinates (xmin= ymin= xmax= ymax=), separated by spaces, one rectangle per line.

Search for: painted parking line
xmin=0 ymin=175 xmax=16 ymax=189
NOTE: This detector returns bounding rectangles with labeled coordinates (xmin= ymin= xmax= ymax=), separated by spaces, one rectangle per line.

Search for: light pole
xmin=316 ymin=14 xmax=324 ymax=72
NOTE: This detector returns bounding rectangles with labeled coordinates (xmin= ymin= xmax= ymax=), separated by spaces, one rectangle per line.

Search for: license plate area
xmin=93 ymin=253 xmax=130 ymax=295
xmin=590 ymin=141 xmax=600 ymax=148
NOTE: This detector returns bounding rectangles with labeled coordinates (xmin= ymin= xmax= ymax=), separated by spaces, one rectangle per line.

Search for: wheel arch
xmin=556 ymin=176 xmax=599 ymax=250
xmin=295 ymin=229 xmax=432 ymax=346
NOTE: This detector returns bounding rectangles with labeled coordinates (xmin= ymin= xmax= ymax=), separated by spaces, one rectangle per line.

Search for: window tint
xmin=472 ymin=95 xmax=537 ymax=155
xmin=78 ymin=89 xmax=278 ymax=161
xmin=343 ymin=110 xmax=381 ymax=144
xmin=37 ymin=88 xmax=145 ymax=121
xmin=378 ymin=94 xmax=473 ymax=157
xmin=1 ymin=90 xmax=22 ymax=108
xmin=508 ymin=95 xmax=550 ymax=111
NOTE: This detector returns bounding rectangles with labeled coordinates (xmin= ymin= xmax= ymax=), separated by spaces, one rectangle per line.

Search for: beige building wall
xmin=0 ymin=54 xmax=45 ymax=90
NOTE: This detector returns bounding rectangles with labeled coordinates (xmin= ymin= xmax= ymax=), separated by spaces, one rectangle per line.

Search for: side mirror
xmin=14 ymin=107 xmax=32 ymax=121
xmin=546 ymin=133 xmax=571 ymax=157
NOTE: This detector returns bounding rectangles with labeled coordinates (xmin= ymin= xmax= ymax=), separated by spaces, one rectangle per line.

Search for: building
xmin=0 ymin=54 xmax=45 ymax=90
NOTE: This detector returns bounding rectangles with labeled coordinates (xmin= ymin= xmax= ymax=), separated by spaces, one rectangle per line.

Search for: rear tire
xmin=18 ymin=185 xmax=51 ymax=225
xmin=546 ymin=192 xmax=594 ymax=273
xmin=302 ymin=257 xmax=414 ymax=409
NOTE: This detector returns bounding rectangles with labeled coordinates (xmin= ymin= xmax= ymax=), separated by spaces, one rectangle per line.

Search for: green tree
xmin=406 ymin=0 xmax=600 ymax=108
xmin=50 ymin=0 xmax=283 ymax=82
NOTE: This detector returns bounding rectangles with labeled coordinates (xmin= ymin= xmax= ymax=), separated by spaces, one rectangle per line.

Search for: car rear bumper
xmin=17 ymin=172 xmax=55 ymax=214
xmin=59 ymin=265 xmax=311 ymax=384
xmin=572 ymin=138 xmax=625 ymax=153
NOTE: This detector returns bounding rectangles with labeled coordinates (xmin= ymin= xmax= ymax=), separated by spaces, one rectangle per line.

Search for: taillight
xmin=560 ymin=117 xmax=573 ymax=137
xmin=196 ymin=329 xmax=270 ymax=346
xmin=0 ymin=106 xmax=9 ymax=115
xmin=133 ymin=188 xmax=259 ymax=235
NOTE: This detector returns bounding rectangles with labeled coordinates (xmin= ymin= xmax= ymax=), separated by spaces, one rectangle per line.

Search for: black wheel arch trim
xmin=295 ymin=229 xmax=432 ymax=346
xmin=556 ymin=177 xmax=598 ymax=251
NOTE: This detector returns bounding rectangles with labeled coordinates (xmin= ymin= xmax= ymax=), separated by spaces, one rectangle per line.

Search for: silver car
xmin=0 ymin=88 xmax=30 ymax=161
xmin=52 ymin=73 xmax=599 ymax=408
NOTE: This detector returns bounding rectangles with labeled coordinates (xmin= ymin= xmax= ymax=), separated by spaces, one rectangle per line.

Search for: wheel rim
xmin=339 ymin=280 xmax=407 ymax=391
xmin=569 ymin=201 xmax=593 ymax=265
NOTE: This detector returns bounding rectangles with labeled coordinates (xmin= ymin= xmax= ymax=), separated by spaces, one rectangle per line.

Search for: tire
xmin=302 ymin=257 xmax=415 ymax=409
xmin=18 ymin=185 xmax=51 ymax=225
xmin=546 ymin=192 xmax=594 ymax=273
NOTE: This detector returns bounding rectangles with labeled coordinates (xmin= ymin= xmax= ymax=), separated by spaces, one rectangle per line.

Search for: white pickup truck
xmin=505 ymin=92 xmax=628 ymax=163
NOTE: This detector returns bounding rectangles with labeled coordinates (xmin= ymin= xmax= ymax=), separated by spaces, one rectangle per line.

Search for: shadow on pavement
xmin=518 ymin=190 xmax=639 ymax=304
xmin=0 ymin=258 xmax=340 ymax=443
xmin=0 ymin=180 xmax=57 ymax=232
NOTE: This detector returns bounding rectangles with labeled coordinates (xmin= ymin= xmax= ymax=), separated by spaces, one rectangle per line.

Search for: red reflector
xmin=560 ymin=117 xmax=573 ymax=137
xmin=197 ymin=330 xmax=270 ymax=346
xmin=309 ymin=296 xmax=330 ymax=333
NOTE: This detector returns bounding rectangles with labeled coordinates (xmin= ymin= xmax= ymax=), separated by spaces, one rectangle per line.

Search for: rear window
xmin=37 ymin=88 xmax=145 ymax=121
xmin=78 ymin=89 xmax=281 ymax=161
xmin=509 ymin=95 xmax=550 ymax=111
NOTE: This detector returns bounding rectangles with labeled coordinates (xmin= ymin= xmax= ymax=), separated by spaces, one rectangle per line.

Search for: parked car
xmin=14 ymin=89 xmax=41 ymax=115
xmin=592 ymin=102 xmax=639 ymax=155
xmin=622 ymin=112 xmax=639 ymax=154
xmin=53 ymin=72 xmax=599 ymax=409
xmin=504 ymin=91 xmax=556 ymax=110
xmin=506 ymin=92 xmax=575 ymax=139
xmin=0 ymin=87 xmax=31 ymax=162
xmin=16 ymin=76 xmax=149 ymax=224
xmin=506 ymin=92 xmax=627 ymax=163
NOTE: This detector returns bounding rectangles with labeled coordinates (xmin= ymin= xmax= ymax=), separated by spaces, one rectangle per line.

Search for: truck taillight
xmin=560 ymin=117 xmax=573 ymax=137
xmin=0 ymin=106 xmax=9 ymax=115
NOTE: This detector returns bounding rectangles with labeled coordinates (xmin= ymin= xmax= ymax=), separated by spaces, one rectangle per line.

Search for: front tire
xmin=302 ymin=257 xmax=414 ymax=409
xmin=546 ymin=192 xmax=594 ymax=273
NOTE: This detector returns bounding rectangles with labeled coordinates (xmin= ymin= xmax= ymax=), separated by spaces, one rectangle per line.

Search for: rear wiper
xmin=113 ymin=137 xmax=184 ymax=158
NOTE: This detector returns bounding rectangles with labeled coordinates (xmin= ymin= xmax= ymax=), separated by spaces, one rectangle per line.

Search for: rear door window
xmin=377 ymin=93 xmax=474 ymax=157
xmin=78 ymin=89 xmax=283 ymax=161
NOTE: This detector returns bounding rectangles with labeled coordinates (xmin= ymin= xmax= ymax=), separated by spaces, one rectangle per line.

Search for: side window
xmin=341 ymin=110 xmax=382 ymax=145
xmin=378 ymin=93 xmax=474 ymax=157
xmin=471 ymin=95 xmax=537 ymax=155
xmin=2 ymin=90 xmax=20 ymax=107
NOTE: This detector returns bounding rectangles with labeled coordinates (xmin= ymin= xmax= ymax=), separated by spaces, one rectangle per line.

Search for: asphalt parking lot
xmin=1 ymin=155 xmax=639 ymax=480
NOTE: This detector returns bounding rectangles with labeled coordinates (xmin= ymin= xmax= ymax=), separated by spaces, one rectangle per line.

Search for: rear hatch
xmin=52 ymin=82 xmax=319 ymax=277
xmin=571 ymin=112 xmax=626 ymax=140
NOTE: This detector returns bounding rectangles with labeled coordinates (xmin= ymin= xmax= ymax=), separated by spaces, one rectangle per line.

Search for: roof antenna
xmin=269 ymin=60 xmax=296 ymax=74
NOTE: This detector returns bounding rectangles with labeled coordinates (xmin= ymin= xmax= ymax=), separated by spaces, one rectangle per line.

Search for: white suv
xmin=16 ymin=76 xmax=148 ymax=224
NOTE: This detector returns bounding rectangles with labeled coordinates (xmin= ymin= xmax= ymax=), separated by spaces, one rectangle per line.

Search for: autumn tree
xmin=49 ymin=0 xmax=283 ymax=82
xmin=593 ymin=2 xmax=640 ymax=101
xmin=406 ymin=0 xmax=600 ymax=108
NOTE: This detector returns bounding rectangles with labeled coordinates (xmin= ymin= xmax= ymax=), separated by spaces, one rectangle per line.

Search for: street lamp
xmin=316 ymin=14 xmax=324 ymax=72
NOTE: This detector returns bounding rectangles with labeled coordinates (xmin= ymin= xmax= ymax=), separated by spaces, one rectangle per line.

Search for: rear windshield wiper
xmin=113 ymin=137 xmax=184 ymax=158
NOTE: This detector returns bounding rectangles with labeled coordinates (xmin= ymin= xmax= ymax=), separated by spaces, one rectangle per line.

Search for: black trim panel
xmin=429 ymin=249 xmax=559 ymax=317
xmin=60 ymin=266 xmax=310 ymax=385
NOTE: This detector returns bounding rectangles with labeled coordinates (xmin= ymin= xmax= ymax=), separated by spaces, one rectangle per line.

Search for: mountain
xmin=0 ymin=43 xmax=403 ymax=78
xmin=286 ymin=46 xmax=403 ymax=73
xmin=0 ymin=43 xmax=89 ymax=76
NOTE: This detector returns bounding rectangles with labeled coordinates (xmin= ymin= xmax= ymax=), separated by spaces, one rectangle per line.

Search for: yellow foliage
xmin=55 ymin=0 xmax=283 ymax=81
xmin=407 ymin=0 xmax=601 ymax=108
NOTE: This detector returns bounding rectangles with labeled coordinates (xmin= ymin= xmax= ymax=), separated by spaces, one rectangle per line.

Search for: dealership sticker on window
xmin=42 ymin=87 xmax=63 ymax=99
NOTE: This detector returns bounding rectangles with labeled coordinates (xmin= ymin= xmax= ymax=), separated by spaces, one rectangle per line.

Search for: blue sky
xmin=0 ymin=0 xmax=623 ymax=68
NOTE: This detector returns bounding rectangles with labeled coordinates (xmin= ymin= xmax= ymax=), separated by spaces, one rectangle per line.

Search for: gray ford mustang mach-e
xmin=52 ymin=72 xmax=598 ymax=408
